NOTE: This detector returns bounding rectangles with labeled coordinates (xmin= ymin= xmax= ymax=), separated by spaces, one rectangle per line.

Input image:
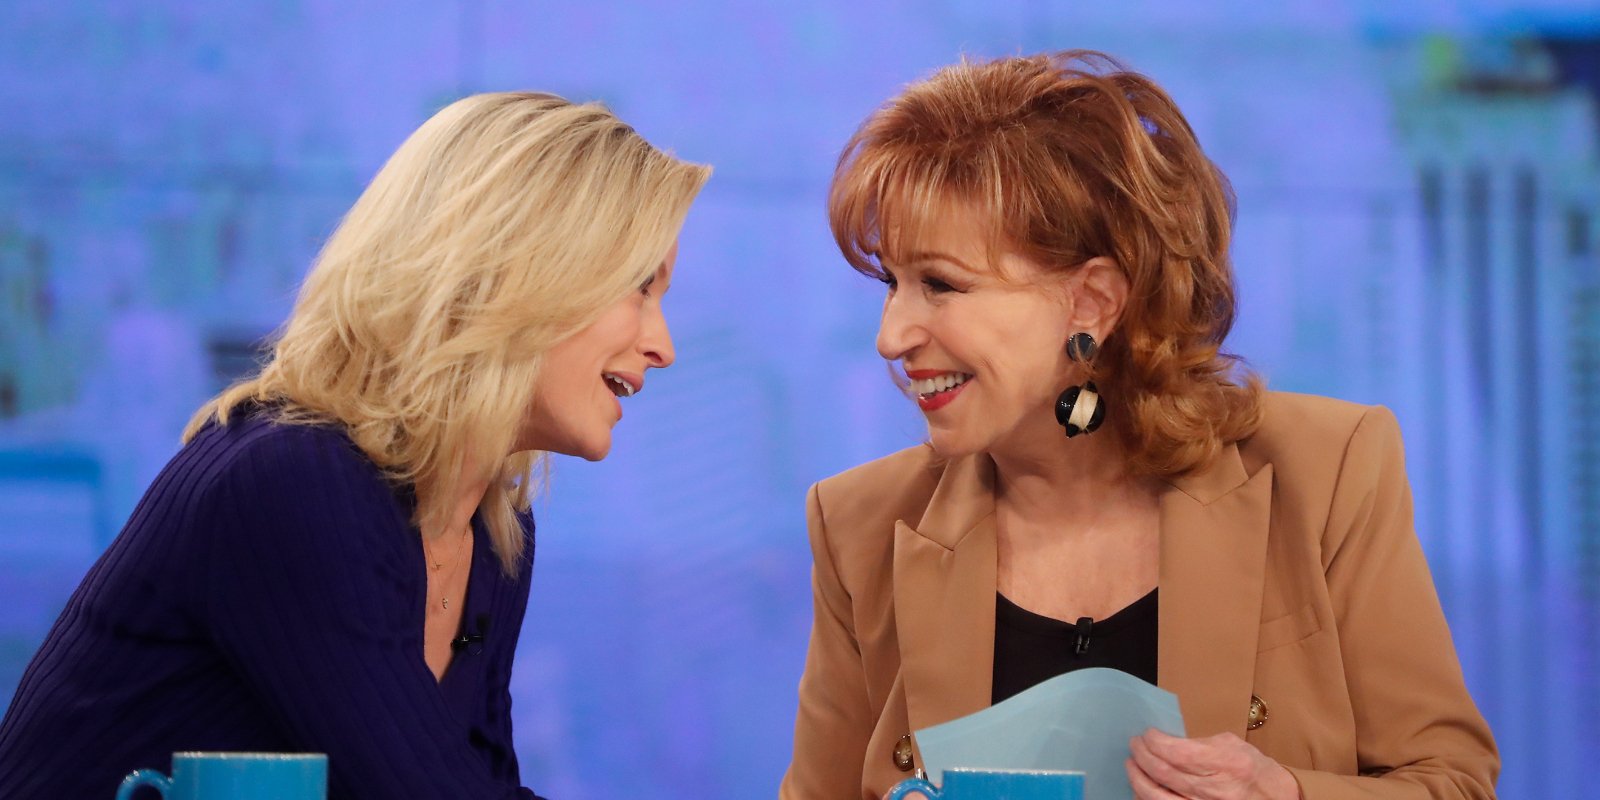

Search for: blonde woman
xmin=0 ymin=93 xmax=709 ymax=799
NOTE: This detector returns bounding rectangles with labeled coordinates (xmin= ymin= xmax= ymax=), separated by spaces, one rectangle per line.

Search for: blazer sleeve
xmin=1288 ymin=407 xmax=1499 ymax=800
xmin=201 ymin=429 xmax=538 ymax=800
xmin=780 ymin=482 xmax=876 ymax=800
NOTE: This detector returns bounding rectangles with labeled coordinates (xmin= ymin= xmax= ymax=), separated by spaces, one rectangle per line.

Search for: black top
xmin=991 ymin=588 xmax=1159 ymax=704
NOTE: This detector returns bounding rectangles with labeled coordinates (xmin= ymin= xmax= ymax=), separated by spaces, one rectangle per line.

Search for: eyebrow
xmin=896 ymin=251 xmax=978 ymax=274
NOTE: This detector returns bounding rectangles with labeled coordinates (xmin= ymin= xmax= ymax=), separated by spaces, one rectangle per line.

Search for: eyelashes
xmin=877 ymin=273 xmax=962 ymax=294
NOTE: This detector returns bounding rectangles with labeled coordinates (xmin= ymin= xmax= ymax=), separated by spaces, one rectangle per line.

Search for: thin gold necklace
xmin=422 ymin=525 xmax=471 ymax=610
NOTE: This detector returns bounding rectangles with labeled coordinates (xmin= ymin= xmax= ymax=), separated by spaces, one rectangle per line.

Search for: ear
xmin=1064 ymin=256 xmax=1128 ymax=339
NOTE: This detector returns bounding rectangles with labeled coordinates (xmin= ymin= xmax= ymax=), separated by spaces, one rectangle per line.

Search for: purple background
xmin=1 ymin=2 xmax=1597 ymax=797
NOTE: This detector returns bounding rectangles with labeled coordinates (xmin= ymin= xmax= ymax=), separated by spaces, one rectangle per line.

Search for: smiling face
xmin=517 ymin=242 xmax=678 ymax=460
xmin=876 ymin=209 xmax=1114 ymax=460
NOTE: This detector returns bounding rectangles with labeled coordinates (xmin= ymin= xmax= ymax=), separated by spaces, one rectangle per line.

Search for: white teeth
xmin=909 ymin=373 xmax=972 ymax=396
xmin=603 ymin=373 xmax=636 ymax=397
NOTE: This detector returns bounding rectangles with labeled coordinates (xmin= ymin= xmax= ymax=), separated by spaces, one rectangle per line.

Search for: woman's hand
xmin=1126 ymin=728 xmax=1302 ymax=800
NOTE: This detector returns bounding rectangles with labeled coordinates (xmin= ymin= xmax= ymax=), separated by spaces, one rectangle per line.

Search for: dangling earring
xmin=1055 ymin=332 xmax=1105 ymax=438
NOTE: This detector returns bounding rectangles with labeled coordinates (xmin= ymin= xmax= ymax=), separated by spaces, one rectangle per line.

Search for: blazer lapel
xmin=1156 ymin=444 xmax=1274 ymax=737
xmin=893 ymin=453 xmax=998 ymax=733
xmin=892 ymin=445 xmax=1274 ymax=738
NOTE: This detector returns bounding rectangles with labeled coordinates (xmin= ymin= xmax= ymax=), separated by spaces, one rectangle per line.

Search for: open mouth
xmin=909 ymin=372 xmax=972 ymax=399
xmin=602 ymin=372 xmax=638 ymax=398
xmin=906 ymin=371 xmax=973 ymax=412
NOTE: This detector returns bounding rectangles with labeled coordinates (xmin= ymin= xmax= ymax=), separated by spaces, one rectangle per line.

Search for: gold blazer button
xmin=1247 ymin=695 xmax=1269 ymax=730
xmin=893 ymin=734 xmax=915 ymax=771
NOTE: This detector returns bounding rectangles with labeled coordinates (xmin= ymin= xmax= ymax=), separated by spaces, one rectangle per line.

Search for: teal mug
xmin=888 ymin=768 xmax=1085 ymax=800
xmin=116 ymin=751 xmax=327 ymax=800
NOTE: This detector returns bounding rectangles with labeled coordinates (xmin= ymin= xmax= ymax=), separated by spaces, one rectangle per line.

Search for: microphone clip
xmin=450 ymin=613 xmax=491 ymax=655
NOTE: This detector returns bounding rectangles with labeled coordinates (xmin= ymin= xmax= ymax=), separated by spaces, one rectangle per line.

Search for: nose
xmin=640 ymin=303 xmax=675 ymax=369
xmin=875 ymin=290 xmax=926 ymax=362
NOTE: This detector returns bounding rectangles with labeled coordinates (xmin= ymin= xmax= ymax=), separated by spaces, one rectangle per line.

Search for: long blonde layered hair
xmin=185 ymin=92 xmax=710 ymax=574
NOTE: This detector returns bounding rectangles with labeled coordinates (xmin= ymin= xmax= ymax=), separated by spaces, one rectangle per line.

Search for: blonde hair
xmin=830 ymin=51 xmax=1262 ymax=477
xmin=185 ymin=92 xmax=710 ymax=574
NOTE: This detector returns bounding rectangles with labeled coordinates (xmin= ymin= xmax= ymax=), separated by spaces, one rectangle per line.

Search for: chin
xmin=543 ymin=431 xmax=612 ymax=462
xmin=924 ymin=427 xmax=984 ymax=460
xmin=581 ymin=431 xmax=615 ymax=461
xmin=571 ymin=439 xmax=611 ymax=462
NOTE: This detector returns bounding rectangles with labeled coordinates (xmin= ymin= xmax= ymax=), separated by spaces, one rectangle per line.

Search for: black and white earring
xmin=1055 ymin=332 xmax=1105 ymax=438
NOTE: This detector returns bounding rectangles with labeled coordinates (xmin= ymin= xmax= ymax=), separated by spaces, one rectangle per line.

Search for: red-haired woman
xmin=781 ymin=52 xmax=1496 ymax=800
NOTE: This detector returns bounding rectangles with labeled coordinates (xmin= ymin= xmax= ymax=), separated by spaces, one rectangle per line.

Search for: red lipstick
xmin=903 ymin=369 xmax=971 ymax=412
xmin=917 ymin=383 xmax=965 ymax=411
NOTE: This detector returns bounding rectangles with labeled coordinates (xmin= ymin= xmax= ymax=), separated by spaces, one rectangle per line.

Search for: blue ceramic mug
xmin=116 ymin=751 xmax=327 ymax=800
xmin=887 ymin=768 xmax=1085 ymax=800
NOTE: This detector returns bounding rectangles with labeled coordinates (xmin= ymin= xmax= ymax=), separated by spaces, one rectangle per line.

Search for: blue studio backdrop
xmin=1 ymin=2 xmax=1597 ymax=798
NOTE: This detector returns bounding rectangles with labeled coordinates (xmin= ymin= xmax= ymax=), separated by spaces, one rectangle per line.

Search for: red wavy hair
xmin=829 ymin=51 xmax=1263 ymax=476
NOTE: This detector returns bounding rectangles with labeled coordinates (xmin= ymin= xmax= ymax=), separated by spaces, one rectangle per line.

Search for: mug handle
xmin=886 ymin=777 xmax=941 ymax=799
xmin=116 ymin=769 xmax=173 ymax=800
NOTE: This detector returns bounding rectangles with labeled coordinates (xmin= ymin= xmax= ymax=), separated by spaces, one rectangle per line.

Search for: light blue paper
xmin=914 ymin=668 xmax=1184 ymax=800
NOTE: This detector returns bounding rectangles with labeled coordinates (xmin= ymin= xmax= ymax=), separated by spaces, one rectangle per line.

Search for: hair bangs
xmin=831 ymin=137 xmax=1014 ymax=280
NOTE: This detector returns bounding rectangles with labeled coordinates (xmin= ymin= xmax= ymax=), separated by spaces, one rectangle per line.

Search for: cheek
xmin=532 ymin=349 xmax=603 ymax=423
xmin=549 ymin=307 xmax=640 ymax=377
xmin=610 ymin=295 xmax=647 ymax=329
xmin=539 ymin=347 xmax=586 ymax=397
xmin=591 ymin=308 xmax=644 ymax=359
xmin=966 ymin=317 xmax=1069 ymax=401
xmin=1002 ymin=304 xmax=1071 ymax=369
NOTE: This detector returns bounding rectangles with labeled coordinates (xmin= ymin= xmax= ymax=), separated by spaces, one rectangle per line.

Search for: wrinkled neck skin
xmin=988 ymin=408 xmax=1155 ymax=534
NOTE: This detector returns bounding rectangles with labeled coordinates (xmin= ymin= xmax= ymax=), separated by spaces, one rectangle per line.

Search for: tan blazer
xmin=780 ymin=392 xmax=1497 ymax=799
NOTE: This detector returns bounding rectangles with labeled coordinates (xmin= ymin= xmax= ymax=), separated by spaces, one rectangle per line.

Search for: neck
xmin=425 ymin=454 xmax=493 ymax=541
xmin=445 ymin=477 xmax=491 ymax=539
xmin=989 ymin=422 xmax=1152 ymax=527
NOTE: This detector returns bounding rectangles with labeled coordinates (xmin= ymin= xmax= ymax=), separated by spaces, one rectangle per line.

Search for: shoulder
xmin=1235 ymin=392 xmax=1408 ymax=535
xmin=175 ymin=412 xmax=407 ymax=556
xmin=181 ymin=416 xmax=421 ymax=613
xmin=804 ymin=445 xmax=947 ymax=592
xmin=1238 ymin=391 xmax=1402 ymax=475
xmin=810 ymin=444 xmax=944 ymax=532
xmin=182 ymin=411 xmax=390 ymax=499
xmin=132 ymin=410 xmax=390 ymax=536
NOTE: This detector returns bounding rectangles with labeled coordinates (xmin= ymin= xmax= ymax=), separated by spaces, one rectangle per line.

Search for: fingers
xmin=1131 ymin=729 xmax=1297 ymax=800
xmin=1126 ymin=756 xmax=1188 ymax=800
xmin=1140 ymin=728 xmax=1228 ymax=770
xmin=1143 ymin=730 xmax=1257 ymax=777
xmin=1130 ymin=733 xmax=1204 ymax=796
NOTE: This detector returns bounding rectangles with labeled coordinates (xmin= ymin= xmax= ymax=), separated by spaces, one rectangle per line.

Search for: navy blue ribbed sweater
xmin=0 ymin=410 xmax=544 ymax=799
